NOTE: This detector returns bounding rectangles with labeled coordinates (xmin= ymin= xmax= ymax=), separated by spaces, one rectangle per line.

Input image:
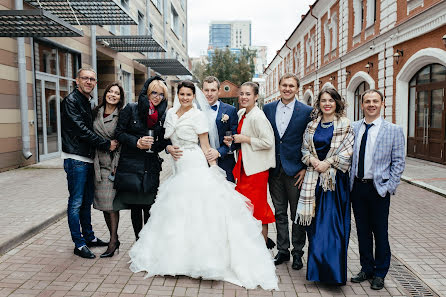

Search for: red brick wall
xmin=396 ymin=0 xmax=443 ymax=24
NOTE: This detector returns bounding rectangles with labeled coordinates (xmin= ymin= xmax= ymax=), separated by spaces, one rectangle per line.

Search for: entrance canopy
xmin=96 ymin=35 xmax=165 ymax=52
xmin=0 ymin=9 xmax=83 ymax=37
xmin=135 ymin=59 xmax=192 ymax=76
xmin=25 ymin=0 xmax=137 ymax=25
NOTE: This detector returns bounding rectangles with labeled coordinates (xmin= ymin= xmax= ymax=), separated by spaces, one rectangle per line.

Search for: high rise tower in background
xmin=208 ymin=20 xmax=251 ymax=50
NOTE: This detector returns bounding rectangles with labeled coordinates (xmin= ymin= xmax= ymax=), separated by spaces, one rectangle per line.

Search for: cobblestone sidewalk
xmin=0 ymin=155 xmax=445 ymax=296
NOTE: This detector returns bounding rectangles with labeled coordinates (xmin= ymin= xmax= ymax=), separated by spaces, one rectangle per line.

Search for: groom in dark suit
xmin=263 ymin=73 xmax=312 ymax=270
xmin=203 ymin=76 xmax=238 ymax=182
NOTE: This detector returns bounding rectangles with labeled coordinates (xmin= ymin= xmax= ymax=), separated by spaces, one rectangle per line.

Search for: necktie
xmin=357 ymin=123 xmax=373 ymax=179
xmin=211 ymin=105 xmax=218 ymax=111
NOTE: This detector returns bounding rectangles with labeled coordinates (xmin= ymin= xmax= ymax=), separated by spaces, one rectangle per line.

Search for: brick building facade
xmin=264 ymin=0 xmax=446 ymax=164
xmin=0 ymin=0 xmax=191 ymax=171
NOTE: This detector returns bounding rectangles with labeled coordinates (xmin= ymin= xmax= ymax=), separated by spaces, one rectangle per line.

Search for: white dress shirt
xmin=275 ymin=99 xmax=295 ymax=138
xmin=210 ymin=101 xmax=220 ymax=122
xmin=355 ymin=117 xmax=383 ymax=179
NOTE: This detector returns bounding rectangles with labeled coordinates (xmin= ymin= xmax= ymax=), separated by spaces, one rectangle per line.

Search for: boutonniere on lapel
xmin=221 ymin=114 xmax=229 ymax=123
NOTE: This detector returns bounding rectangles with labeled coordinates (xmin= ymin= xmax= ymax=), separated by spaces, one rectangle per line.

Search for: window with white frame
xmin=294 ymin=49 xmax=299 ymax=74
xmin=306 ymin=34 xmax=315 ymax=67
xmin=182 ymin=23 xmax=186 ymax=42
xmin=180 ymin=0 xmax=186 ymax=10
xmin=306 ymin=39 xmax=311 ymax=67
xmin=353 ymin=0 xmax=363 ymax=36
xmin=171 ymin=5 xmax=179 ymax=36
xmin=324 ymin=20 xmax=330 ymax=55
xmin=122 ymin=71 xmax=132 ymax=103
xmin=366 ymin=0 xmax=376 ymax=27
xmin=331 ymin=13 xmax=338 ymax=51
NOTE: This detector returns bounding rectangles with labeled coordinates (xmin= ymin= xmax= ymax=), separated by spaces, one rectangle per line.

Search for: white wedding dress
xmin=128 ymin=107 xmax=278 ymax=290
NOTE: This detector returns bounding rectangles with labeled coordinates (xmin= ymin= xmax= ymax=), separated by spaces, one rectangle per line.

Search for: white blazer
xmin=237 ymin=106 xmax=276 ymax=176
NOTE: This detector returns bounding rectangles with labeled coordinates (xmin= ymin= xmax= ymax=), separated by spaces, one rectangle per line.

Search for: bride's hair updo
xmin=177 ymin=80 xmax=195 ymax=94
xmin=241 ymin=81 xmax=259 ymax=95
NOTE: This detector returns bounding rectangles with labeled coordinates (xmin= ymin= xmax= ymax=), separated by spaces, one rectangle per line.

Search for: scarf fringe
xmin=295 ymin=213 xmax=313 ymax=226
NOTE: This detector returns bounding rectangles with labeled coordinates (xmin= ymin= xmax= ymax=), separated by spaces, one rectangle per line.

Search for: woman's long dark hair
xmin=311 ymin=87 xmax=346 ymax=119
xmin=93 ymin=82 xmax=125 ymax=118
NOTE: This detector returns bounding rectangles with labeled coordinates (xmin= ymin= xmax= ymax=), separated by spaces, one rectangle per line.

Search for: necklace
xmin=321 ymin=121 xmax=333 ymax=128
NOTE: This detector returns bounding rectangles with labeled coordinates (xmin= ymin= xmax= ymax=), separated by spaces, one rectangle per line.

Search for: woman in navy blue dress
xmin=296 ymin=87 xmax=354 ymax=285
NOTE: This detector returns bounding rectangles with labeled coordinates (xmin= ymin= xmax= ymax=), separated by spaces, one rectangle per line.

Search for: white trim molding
xmin=303 ymin=89 xmax=314 ymax=106
xmin=322 ymin=82 xmax=335 ymax=89
xmin=346 ymin=71 xmax=375 ymax=120
xmin=395 ymin=48 xmax=446 ymax=139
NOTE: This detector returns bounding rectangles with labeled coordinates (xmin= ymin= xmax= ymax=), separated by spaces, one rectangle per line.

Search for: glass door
xmin=35 ymin=75 xmax=61 ymax=161
xmin=414 ymin=87 xmax=445 ymax=163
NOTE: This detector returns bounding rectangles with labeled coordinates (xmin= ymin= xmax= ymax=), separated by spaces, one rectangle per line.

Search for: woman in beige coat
xmin=228 ymin=82 xmax=276 ymax=245
xmin=92 ymin=82 xmax=124 ymax=258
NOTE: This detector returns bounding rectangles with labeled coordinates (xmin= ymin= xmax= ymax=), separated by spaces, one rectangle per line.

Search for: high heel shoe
xmin=266 ymin=237 xmax=276 ymax=249
xmin=100 ymin=241 xmax=120 ymax=258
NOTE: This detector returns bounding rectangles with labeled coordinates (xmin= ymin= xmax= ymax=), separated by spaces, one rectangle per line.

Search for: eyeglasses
xmin=79 ymin=76 xmax=97 ymax=83
xmin=151 ymin=91 xmax=164 ymax=100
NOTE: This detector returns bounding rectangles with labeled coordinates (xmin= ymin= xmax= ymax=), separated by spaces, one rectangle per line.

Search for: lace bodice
xmin=164 ymin=107 xmax=209 ymax=148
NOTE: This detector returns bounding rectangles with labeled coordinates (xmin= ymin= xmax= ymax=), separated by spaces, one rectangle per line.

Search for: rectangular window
xmin=138 ymin=11 xmax=145 ymax=35
xmin=122 ymin=71 xmax=132 ymax=103
xmin=182 ymin=23 xmax=186 ymax=42
xmin=353 ymin=0 xmax=364 ymax=36
xmin=121 ymin=25 xmax=131 ymax=35
xmin=109 ymin=24 xmax=116 ymax=34
xmin=171 ymin=5 xmax=179 ymax=36
xmin=180 ymin=0 xmax=186 ymax=10
xmin=366 ymin=0 xmax=376 ymax=27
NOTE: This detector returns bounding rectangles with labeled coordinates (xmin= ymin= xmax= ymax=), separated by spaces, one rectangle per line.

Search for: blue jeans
xmin=64 ymin=158 xmax=95 ymax=248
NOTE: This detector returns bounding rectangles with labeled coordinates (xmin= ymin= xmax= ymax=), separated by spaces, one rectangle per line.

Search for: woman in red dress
xmin=226 ymin=82 xmax=276 ymax=244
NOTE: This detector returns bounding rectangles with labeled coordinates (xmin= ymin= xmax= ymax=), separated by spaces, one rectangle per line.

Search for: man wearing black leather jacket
xmin=61 ymin=67 xmax=118 ymax=259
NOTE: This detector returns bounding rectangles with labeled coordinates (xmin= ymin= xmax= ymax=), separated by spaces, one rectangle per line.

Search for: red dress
xmin=233 ymin=115 xmax=275 ymax=224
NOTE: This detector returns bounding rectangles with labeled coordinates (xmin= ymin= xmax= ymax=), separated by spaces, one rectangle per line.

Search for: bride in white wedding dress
xmin=128 ymin=80 xmax=278 ymax=290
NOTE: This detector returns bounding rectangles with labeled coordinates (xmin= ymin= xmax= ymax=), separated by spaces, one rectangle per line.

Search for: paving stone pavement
xmin=0 ymin=164 xmax=68 ymax=255
xmin=402 ymin=157 xmax=446 ymax=197
xmin=0 ymin=154 xmax=445 ymax=296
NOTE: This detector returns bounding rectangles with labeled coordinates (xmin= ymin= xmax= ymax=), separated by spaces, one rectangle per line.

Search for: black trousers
xmin=269 ymin=167 xmax=306 ymax=257
xmin=351 ymin=180 xmax=391 ymax=278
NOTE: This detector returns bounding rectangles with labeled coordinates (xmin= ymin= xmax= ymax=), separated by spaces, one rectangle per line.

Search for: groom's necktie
xmin=357 ymin=123 xmax=373 ymax=179
xmin=211 ymin=105 xmax=218 ymax=111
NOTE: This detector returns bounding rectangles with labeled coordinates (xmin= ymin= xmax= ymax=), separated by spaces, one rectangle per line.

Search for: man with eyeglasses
xmin=61 ymin=67 xmax=118 ymax=259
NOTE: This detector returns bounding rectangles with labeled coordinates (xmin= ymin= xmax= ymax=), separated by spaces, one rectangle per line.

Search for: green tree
xmin=192 ymin=48 xmax=257 ymax=86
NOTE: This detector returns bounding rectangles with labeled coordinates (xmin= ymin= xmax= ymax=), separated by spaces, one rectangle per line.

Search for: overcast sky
xmin=187 ymin=0 xmax=315 ymax=64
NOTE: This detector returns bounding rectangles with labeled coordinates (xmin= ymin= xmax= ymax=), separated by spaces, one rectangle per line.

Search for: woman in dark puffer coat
xmin=114 ymin=76 xmax=170 ymax=241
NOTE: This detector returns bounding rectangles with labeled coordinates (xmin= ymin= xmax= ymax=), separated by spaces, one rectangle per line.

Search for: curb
xmin=401 ymin=175 xmax=446 ymax=198
xmin=0 ymin=210 xmax=66 ymax=256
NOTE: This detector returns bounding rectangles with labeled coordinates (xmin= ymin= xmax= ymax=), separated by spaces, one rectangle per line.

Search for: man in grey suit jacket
xmin=263 ymin=73 xmax=312 ymax=270
xmin=350 ymin=89 xmax=405 ymax=290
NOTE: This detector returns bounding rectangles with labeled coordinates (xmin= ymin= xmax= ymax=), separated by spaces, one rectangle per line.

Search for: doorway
xmin=35 ymin=75 xmax=61 ymax=161
xmin=407 ymin=64 xmax=446 ymax=163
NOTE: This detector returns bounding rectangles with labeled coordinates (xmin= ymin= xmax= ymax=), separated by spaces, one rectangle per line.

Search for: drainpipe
xmin=309 ymin=5 xmax=319 ymax=92
xmin=146 ymin=0 xmax=152 ymax=77
xmin=90 ymin=25 xmax=98 ymax=106
xmin=16 ymin=0 xmax=32 ymax=159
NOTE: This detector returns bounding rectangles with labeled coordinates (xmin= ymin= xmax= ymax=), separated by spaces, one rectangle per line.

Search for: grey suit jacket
xmin=350 ymin=118 xmax=406 ymax=197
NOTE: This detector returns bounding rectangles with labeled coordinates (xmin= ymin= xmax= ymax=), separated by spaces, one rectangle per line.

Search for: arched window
xmin=407 ymin=63 xmax=446 ymax=163
xmin=354 ymin=81 xmax=369 ymax=121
